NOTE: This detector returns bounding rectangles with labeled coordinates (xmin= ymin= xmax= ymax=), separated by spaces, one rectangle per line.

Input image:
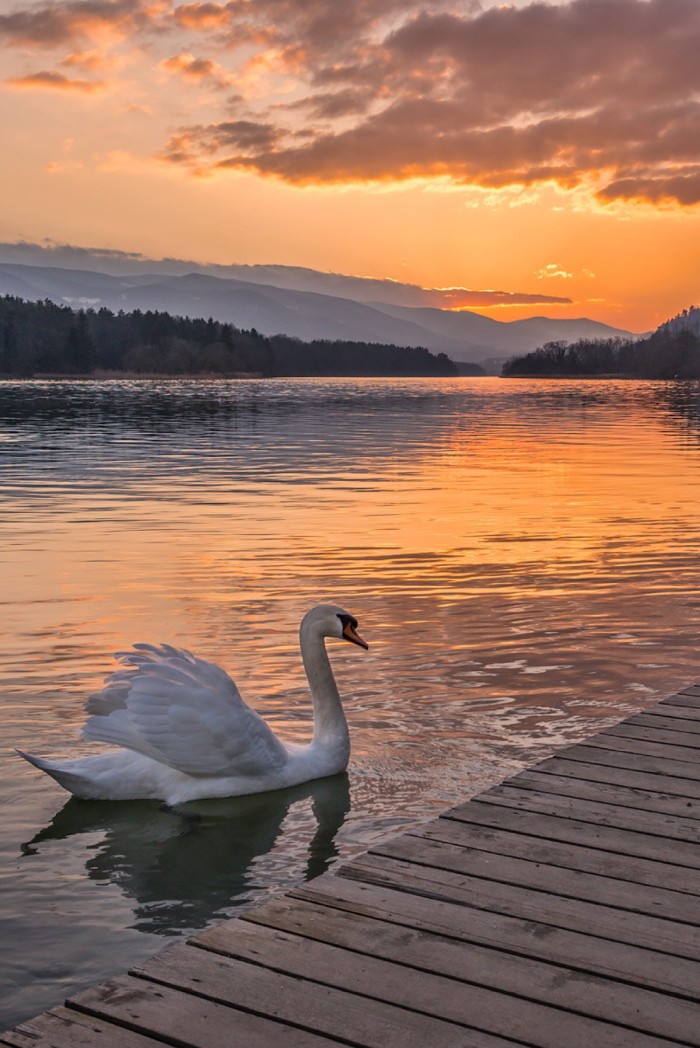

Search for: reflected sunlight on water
xmin=2 ymin=375 xmax=700 ymax=1027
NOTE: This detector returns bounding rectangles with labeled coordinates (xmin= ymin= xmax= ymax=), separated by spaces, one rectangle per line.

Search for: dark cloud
xmin=5 ymin=0 xmax=699 ymax=207
xmin=160 ymin=0 xmax=700 ymax=207
xmin=288 ymin=88 xmax=378 ymax=122
xmin=598 ymin=169 xmax=700 ymax=207
xmin=430 ymin=288 xmax=572 ymax=308
xmin=161 ymin=118 xmax=281 ymax=164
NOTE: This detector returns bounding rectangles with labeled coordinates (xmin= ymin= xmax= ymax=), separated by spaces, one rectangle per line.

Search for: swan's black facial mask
xmin=338 ymin=614 xmax=369 ymax=650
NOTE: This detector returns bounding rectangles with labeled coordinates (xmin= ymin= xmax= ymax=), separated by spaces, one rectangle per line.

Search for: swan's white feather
xmin=82 ymin=643 xmax=287 ymax=778
xmin=18 ymin=605 xmax=367 ymax=803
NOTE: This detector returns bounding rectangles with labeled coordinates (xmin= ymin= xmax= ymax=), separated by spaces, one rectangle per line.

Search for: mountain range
xmin=0 ymin=251 xmax=635 ymax=372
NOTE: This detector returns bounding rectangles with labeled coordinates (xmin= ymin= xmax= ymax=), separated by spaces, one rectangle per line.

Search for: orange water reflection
xmin=3 ymin=377 xmax=700 ymax=792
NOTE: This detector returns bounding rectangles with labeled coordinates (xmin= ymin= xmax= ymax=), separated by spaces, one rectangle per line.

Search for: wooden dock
xmin=3 ymin=685 xmax=700 ymax=1047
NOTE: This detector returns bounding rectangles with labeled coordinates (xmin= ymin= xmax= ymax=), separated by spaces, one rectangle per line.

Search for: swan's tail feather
xmin=16 ymin=749 xmax=90 ymax=796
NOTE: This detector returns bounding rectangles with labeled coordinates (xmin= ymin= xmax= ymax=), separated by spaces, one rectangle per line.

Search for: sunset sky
xmin=1 ymin=0 xmax=699 ymax=332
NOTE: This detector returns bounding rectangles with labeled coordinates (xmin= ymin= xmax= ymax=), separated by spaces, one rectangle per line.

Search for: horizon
xmin=0 ymin=239 xmax=644 ymax=333
xmin=2 ymin=0 xmax=699 ymax=332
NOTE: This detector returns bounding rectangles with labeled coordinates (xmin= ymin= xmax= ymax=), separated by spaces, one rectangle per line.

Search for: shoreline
xmin=500 ymin=372 xmax=692 ymax=380
xmin=0 ymin=370 xmax=265 ymax=381
xmin=0 ymin=371 xmax=478 ymax=382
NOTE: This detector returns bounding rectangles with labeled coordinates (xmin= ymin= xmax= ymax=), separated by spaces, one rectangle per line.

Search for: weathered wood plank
xmin=69 ymin=976 xmax=336 ymax=1048
xmin=637 ymin=703 xmax=700 ymax=725
xmin=446 ymin=792 xmax=699 ymax=867
xmin=470 ymin=784 xmax=700 ymax=851
xmin=0 ymin=1007 xmax=163 ymax=1048
xmin=501 ymin=768 xmax=700 ymax=821
xmin=531 ymin=753 xmax=700 ymax=798
xmin=133 ymin=943 xmax=519 ymax=1048
xmin=626 ymin=711 xmax=700 ymax=735
xmin=660 ymin=692 xmax=700 ymax=708
xmin=553 ymin=742 xmax=700 ymax=780
xmin=190 ymin=907 xmax=700 ymax=1047
xmin=292 ymin=874 xmax=700 ymax=998
xmin=370 ymin=832 xmax=700 ymax=924
xmin=677 ymin=685 xmax=700 ymax=697
xmin=603 ymin=721 xmax=700 ymax=750
xmin=410 ymin=813 xmax=700 ymax=895
xmin=578 ymin=731 xmax=700 ymax=763
xmin=338 ymin=852 xmax=700 ymax=959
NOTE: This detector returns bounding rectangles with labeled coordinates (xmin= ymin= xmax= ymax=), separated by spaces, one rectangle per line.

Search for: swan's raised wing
xmin=82 ymin=644 xmax=288 ymax=778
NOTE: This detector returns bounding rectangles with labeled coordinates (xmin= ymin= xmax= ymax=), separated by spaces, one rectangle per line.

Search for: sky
xmin=1 ymin=0 xmax=699 ymax=332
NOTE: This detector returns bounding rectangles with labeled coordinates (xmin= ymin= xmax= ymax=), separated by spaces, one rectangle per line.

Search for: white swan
xmin=18 ymin=605 xmax=368 ymax=804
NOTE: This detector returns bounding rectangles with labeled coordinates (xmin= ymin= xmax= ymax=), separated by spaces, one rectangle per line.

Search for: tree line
xmin=502 ymin=324 xmax=700 ymax=379
xmin=0 ymin=295 xmax=459 ymax=378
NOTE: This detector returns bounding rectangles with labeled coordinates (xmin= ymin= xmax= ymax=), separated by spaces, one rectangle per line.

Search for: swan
xmin=17 ymin=605 xmax=368 ymax=805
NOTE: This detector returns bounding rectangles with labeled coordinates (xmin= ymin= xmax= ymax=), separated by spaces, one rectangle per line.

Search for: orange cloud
xmin=161 ymin=52 xmax=232 ymax=87
xmin=0 ymin=0 xmax=163 ymax=47
xmin=6 ymin=70 xmax=106 ymax=92
xmin=5 ymin=0 xmax=700 ymax=209
xmin=156 ymin=0 xmax=700 ymax=208
xmin=173 ymin=2 xmax=233 ymax=30
xmin=61 ymin=49 xmax=119 ymax=72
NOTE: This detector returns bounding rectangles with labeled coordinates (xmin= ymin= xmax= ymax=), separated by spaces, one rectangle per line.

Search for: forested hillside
xmin=502 ymin=323 xmax=700 ymax=379
xmin=0 ymin=296 xmax=462 ymax=378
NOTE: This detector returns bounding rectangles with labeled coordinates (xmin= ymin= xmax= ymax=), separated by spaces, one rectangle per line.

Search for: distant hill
xmin=0 ymin=257 xmax=634 ymax=371
xmin=502 ymin=303 xmax=700 ymax=379
xmin=658 ymin=305 xmax=700 ymax=337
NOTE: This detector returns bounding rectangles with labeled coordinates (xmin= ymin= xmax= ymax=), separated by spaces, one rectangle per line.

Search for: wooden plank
xmin=503 ymin=768 xmax=700 ymax=822
xmin=473 ymin=783 xmax=700 ymax=846
xmin=446 ymin=792 xmax=700 ymax=867
xmin=132 ymin=943 xmax=519 ymax=1048
xmin=69 ymin=976 xmax=336 ymax=1048
xmin=337 ymin=852 xmax=700 ymax=959
xmin=370 ymin=832 xmax=700 ymax=924
xmin=604 ymin=722 xmax=700 ymax=749
xmin=292 ymin=874 xmax=700 ymax=998
xmin=0 ymin=1006 xmax=163 ymax=1048
xmin=661 ymin=692 xmax=700 ymax=708
xmin=637 ymin=703 xmax=700 ymax=725
xmin=553 ymin=742 xmax=700 ymax=781
xmin=628 ymin=711 xmax=700 ymax=734
xmin=532 ymin=753 xmax=700 ymax=799
xmin=190 ymin=906 xmax=700 ymax=1048
xmin=578 ymin=731 xmax=700 ymax=763
xmin=410 ymin=813 xmax=700 ymax=895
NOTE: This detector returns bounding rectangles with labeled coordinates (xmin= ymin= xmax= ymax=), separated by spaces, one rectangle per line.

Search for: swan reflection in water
xmin=21 ymin=773 xmax=351 ymax=935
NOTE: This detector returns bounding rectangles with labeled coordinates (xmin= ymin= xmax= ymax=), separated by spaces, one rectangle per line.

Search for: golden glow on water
xmin=2 ymin=376 xmax=700 ymax=1026
xmin=3 ymin=378 xmax=700 ymax=741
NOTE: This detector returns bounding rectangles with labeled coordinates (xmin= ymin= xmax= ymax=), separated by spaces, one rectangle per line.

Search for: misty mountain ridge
xmin=0 ymin=252 xmax=635 ymax=369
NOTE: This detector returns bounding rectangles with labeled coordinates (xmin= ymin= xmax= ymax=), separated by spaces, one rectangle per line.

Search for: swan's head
xmin=302 ymin=604 xmax=368 ymax=650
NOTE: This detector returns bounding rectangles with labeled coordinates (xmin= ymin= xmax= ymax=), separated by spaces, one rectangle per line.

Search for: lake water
xmin=2 ymin=375 xmax=700 ymax=1029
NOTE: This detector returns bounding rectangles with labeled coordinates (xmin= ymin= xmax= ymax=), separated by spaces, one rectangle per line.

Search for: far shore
xmin=0 ymin=370 xmax=485 ymax=381
xmin=501 ymin=372 xmax=662 ymax=380
xmin=0 ymin=370 xmax=265 ymax=381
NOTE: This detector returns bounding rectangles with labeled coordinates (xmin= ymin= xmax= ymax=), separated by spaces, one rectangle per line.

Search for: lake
xmin=2 ymin=375 xmax=700 ymax=1029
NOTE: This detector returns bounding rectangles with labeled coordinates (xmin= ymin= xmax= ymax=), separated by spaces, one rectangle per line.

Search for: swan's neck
xmin=300 ymin=622 xmax=349 ymax=760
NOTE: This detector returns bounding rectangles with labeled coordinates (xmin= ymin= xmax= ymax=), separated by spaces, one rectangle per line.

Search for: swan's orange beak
xmin=343 ymin=622 xmax=368 ymax=650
